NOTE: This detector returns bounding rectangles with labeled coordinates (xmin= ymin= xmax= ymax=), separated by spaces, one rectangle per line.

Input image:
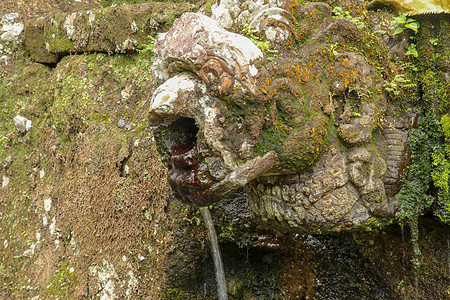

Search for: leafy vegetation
xmin=331 ymin=6 xmax=365 ymax=29
xmin=383 ymin=74 xmax=416 ymax=96
xmin=396 ymin=111 xmax=450 ymax=269
xmin=393 ymin=15 xmax=420 ymax=35
xmin=434 ymin=114 xmax=450 ymax=223
xmin=393 ymin=15 xmax=420 ymax=57
xmin=398 ymin=111 xmax=450 ymax=223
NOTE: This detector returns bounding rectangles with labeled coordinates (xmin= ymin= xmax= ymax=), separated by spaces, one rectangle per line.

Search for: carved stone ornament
xmin=149 ymin=2 xmax=415 ymax=233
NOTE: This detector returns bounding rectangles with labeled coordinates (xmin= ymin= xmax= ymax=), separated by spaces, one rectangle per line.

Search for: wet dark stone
xmin=166 ymin=122 xmax=216 ymax=207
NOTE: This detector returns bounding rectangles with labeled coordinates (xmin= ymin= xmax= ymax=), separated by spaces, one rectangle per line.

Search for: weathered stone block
xmin=24 ymin=2 xmax=193 ymax=63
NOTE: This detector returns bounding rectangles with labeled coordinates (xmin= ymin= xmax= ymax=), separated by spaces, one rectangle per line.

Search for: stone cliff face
xmin=0 ymin=1 xmax=449 ymax=299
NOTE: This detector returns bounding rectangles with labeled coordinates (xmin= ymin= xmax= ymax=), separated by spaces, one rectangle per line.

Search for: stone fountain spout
xmin=149 ymin=3 xmax=414 ymax=233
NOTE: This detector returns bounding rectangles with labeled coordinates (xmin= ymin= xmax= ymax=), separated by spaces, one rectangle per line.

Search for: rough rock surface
xmin=211 ymin=0 xmax=295 ymax=42
xmin=0 ymin=13 xmax=23 ymax=43
xmin=152 ymin=12 xmax=264 ymax=93
xmin=13 ymin=115 xmax=32 ymax=133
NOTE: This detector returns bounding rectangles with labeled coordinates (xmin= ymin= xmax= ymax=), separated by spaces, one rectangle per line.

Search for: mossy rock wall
xmin=0 ymin=51 xmax=176 ymax=298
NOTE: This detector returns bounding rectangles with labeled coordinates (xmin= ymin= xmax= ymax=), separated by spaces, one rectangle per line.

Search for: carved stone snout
xmin=149 ymin=6 xmax=410 ymax=232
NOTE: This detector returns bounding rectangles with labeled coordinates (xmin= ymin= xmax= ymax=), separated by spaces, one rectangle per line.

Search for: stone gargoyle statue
xmin=148 ymin=0 xmax=419 ymax=233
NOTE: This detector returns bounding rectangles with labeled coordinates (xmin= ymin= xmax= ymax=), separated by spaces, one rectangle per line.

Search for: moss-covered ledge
xmin=23 ymin=2 xmax=195 ymax=63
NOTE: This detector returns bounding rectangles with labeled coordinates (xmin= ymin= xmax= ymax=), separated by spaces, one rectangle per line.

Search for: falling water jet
xmin=447 ymin=227 xmax=449 ymax=279
xmin=199 ymin=206 xmax=228 ymax=300
xmin=410 ymin=218 xmax=421 ymax=299
xmin=400 ymin=224 xmax=407 ymax=275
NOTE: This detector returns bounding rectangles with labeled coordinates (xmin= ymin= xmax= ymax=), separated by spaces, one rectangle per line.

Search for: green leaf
xmin=429 ymin=37 xmax=438 ymax=46
xmin=332 ymin=6 xmax=344 ymax=17
xmin=405 ymin=21 xmax=420 ymax=33
xmin=393 ymin=15 xmax=406 ymax=24
xmin=405 ymin=43 xmax=418 ymax=57
xmin=394 ymin=27 xmax=404 ymax=35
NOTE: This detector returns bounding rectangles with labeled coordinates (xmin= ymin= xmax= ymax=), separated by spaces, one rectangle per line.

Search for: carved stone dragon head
xmin=148 ymin=1 xmax=415 ymax=232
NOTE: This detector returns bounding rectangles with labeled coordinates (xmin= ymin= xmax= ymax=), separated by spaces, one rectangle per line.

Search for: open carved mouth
xmin=154 ymin=115 xmax=279 ymax=207
xmin=164 ymin=118 xmax=215 ymax=206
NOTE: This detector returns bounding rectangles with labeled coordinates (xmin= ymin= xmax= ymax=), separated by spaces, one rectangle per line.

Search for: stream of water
xmin=199 ymin=207 xmax=228 ymax=300
xmin=447 ymin=227 xmax=449 ymax=278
